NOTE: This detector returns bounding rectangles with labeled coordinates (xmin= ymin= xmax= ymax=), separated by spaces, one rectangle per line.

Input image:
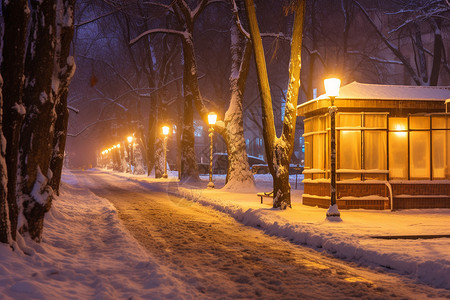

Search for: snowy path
xmin=74 ymin=170 xmax=445 ymax=299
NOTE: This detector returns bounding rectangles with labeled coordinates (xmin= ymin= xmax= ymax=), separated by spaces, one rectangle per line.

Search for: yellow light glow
xmin=113 ymin=145 xmax=116 ymax=149
xmin=208 ymin=112 xmax=217 ymax=125
xmin=162 ymin=126 xmax=170 ymax=136
xmin=117 ymin=143 xmax=120 ymax=148
xmin=324 ymin=78 xmax=341 ymax=97
xmin=127 ymin=136 xmax=133 ymax=143
xmin=395 ymin=124 xmax=405 ymax=131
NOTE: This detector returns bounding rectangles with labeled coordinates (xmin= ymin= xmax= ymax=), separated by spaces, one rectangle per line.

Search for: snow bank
xmin=165 ymin=179 xmax=450 ymax=290
xmin=0 ymin=170 xmax=199 ymax=300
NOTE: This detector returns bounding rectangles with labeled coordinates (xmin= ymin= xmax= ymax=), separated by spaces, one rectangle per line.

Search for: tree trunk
xmin=222 ymin=23 xmax=254 ymax=189
xmin=180 ymin=38 xmax=200 ymax=182
xmin=0 ymin=76 xmax=11 ymax=244
xmin=429 ymin=18 xmax=443 ymax=86
xmin=245 ymin=0 xmax=305 ymax=209
xmin=1 ymin=0 xmax=30 ymax=241
xmin=50 ymin=0 xmax=75 ymax=195
xmin=17 ymin=0 xmax=57 ymax=241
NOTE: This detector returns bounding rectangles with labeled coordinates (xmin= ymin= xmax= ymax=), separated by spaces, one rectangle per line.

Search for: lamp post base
xmin=326 ymin=204 xmax=342 ymax=221
xmin=162 ymin=173 xmax=168 ymax=178
xmin=207 ymin=181 xmax=215 ymax=189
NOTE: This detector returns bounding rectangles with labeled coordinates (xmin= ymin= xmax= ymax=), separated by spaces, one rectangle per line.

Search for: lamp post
xmin=162 ymin=126 xmax=169 ymax=178
xmin=324 ymin=78 xmax=341 ymax=218
xmin=127 ymin=135 xmax=133 ymax=173
xmin=207 ymin=112 xmax=217 ymax=189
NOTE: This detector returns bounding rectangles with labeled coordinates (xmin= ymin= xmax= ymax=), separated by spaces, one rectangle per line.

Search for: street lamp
xmin=162 ymin=126 xmax=169 ymax=178
xmin=127 ymin=135 xmax=133 ymax=173
xmin=207 ymin=112 xmax=217 ymax=189
xmin=324 ymin=78 xmax=341 ymax=218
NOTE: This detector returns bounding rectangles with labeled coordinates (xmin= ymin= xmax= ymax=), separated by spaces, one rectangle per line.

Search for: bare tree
xmin=1 ymin=0 xmax=30 ymax=243
xmin=50 ymin=0 xmax=76 ymax=195
xmin=245 ymin=0 xmax=306 ymax=209
xmin=353 ymin=0 xmax=449 ymax=86
xmin=17 ymin=0 xmax=57 ymax=241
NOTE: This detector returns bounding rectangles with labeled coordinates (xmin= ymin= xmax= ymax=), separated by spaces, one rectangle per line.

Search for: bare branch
xmin=231 ymin=0 xmax=250 ymax=39
xmin=67 ymin=118 xmax=118 ymax=137
xmin=75 ymin=8 xmax=121 ymax=27
xmin=68 ymin=106 xmax=79 ymax=113
xmin=352 ymin=0 xmax=422 ymax=85
xmin=347 ymin=50 xmax=403 ymax=65
xmin=130 ymin=28 xmax=190 ymax=46
xmin=142 ymin=1 xmax=175 ymax=14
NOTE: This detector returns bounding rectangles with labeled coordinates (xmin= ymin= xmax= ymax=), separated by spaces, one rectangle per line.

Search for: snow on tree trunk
xmin=133 ymin=143 xmax=146 ymax=175
xmin=154 ymin=137 xmax=165 ymax=178
xmin=1 ymin=0 xmax=30 ymax=241
xmin=245 ymin=0 xmax=305 ymax=209
xmin=222 ymin=23 xmax=254 ymax=189
xmin=0 ymin=76 xmax=12 ymax=244
xmin=17 ymin=0 xmax=57 ymax=241
xmin=50 ymin=0 xmax=75 ymax=195
xmin=119 ymin=142 xmax=127 ymax=172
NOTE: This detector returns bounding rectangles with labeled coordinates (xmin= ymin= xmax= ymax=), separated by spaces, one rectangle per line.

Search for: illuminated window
xmin=389 ymin=117 xmax=408 ymax=179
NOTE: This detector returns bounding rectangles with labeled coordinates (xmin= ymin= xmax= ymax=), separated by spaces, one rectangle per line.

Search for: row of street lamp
xmin=100 ymin=136 xmax=135 ymax=172
xmin=99 ymin=78 xmax=338 ymax=217
xmin=100 ymin=112 xmax=218 ymax=188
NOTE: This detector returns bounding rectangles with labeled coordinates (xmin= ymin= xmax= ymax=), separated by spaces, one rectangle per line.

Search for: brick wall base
xmin=303 ymin=181 xmax=450 ymax=210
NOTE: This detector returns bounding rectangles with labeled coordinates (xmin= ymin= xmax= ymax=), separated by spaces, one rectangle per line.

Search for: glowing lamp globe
xmin=162 ymin=126 xmax=170 ymax=136
xmin=324 ymin=78 xmax=341 ymax=97
xmin=127 ymin=136 xmax=133 ymax=143
xmin=208 ymin=112 xmax=217 ymax=125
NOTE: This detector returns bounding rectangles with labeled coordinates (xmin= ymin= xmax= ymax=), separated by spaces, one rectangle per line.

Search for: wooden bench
xmin=257 ymin=191 xmax=273 ymax=204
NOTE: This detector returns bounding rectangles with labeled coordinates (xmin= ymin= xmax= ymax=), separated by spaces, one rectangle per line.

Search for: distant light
xmin=113 ymin=145 xmax=117 ymax=149
xmin=117 ymin=143 xmax=120 ymax=148
xmin=208 ymin=112 xmax=217 ymax=125
xmin=324 ymin=78 xmax=341 ymax=97
xmin=127 ymin=136 xmax=133 ymax=143
xmin=162 ymin=126 xmax=170 ymax=136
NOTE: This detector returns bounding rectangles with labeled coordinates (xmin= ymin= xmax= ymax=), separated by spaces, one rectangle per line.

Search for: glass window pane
xmin=312 ymin=117 xmax=319 ymax=132
xmin=432 ymin=116 xmax=446 ymax=129
xmin=365 ymin=114 xmax=387 ymax=128
xmin=410 ymin=131 xmax=430 ymax=179
xmin=447 ymin=131 xmax=450 ymax=179
xmin=339 ymin=131 xmax=361 ymax=170
xmin=365 ymin=131 xmax=387 ymax=170
xmin=389 ymin=132 xmax=408 ymax=179
xmin=305 ymin=136 xmax=312 ymax=169
xmin=389 ymin=117 xmax=408 ymax=131
xmin=304 ymin=119 xmax=311 ymax=133
xmin=410 ymin=116 xmax=430 ymax=130
xmin=432 ymin=131 xmax=446 ymax=179
xmin=319 ymin=116 xmax=326 ymax=131
xmin=313 ymin=134 xmax=325 ymax=170
xmin=339 ymin=114 xmax=361 ymax=128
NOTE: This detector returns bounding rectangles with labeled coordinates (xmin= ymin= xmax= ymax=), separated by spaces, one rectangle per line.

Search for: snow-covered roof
xmin=314 ymin=81 xmax=450 ymax=101
xmin=297 ymin=82 xmax=450 ymax=117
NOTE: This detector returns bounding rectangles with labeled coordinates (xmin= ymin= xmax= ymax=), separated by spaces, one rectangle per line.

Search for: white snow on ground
xmin=0 ymin=170 xmax=200 ymax=300
xmin=111 ymin=169 xmax=450 ymax=291
xmin=0 ymin=168 xmax=449 ymax=299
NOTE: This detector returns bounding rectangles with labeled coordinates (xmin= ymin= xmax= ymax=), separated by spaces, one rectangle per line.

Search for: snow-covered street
xmin=76 ymin=170 xmax=446 ymax=299
xmin=0 ymin=168 xmax=449 ymax=299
